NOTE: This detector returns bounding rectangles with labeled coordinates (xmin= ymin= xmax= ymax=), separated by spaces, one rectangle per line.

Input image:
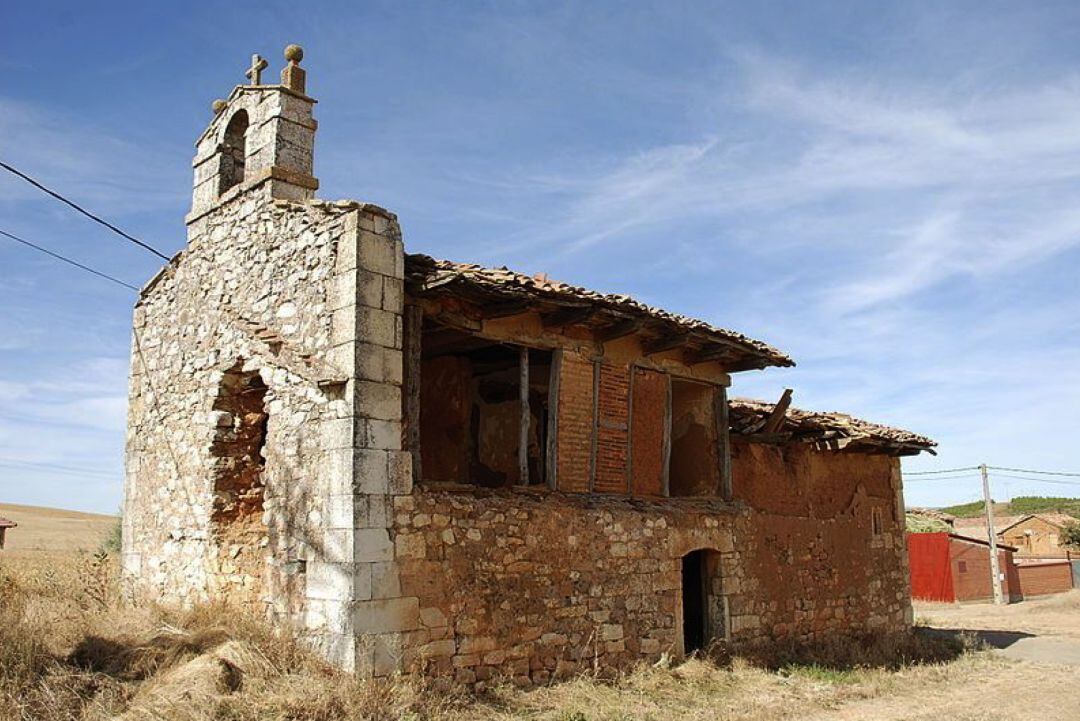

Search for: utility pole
xmin=981 ymin=464 xmax=1005 ymax=605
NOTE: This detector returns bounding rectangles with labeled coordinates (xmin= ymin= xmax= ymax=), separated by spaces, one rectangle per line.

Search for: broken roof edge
xmin=404 ymin=253 xmax=795 ymax=371
xmin=729 ymin=397 xmax=937 ymax=456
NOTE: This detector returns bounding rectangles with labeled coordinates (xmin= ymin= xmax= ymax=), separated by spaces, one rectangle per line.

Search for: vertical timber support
xmin=545 ymin=349 xmax=562 ymax=490
xmin=518 ymin=346 xmax=529 ymax=484
xmin=715 ymin=384 xmax=732 ymax=501
xmin=589 ymin=360 xmax=600 ymax=491
xmin=403 ymin=304 xmax=423 ymax=484
xmin=661 ymin=374 xmax=672 ymax=497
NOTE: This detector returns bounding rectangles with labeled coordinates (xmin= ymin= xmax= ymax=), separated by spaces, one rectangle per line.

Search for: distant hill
xmin=0 ymin=502 xmax=117 ymax=555
xmin=938 ymin=496 xmax=1080 ymax=520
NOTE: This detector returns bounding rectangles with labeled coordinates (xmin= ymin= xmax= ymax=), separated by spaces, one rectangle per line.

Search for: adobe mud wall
xmin=389 ymin=445 xmax=909 ymax=686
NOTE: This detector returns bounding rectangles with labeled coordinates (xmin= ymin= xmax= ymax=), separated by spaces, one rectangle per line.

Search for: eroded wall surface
xmin=123 ymin=188 xmax=409 ymax=669
xmin=388 ymin=446 xmax=910 ymax=686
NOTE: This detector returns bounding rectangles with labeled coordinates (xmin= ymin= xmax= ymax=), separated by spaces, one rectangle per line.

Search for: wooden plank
xmin=518 ymin=346 xmax=530 ymax=485
xmin=761 ymin=388 xmax=793 ymax=434
xmin=545 ymin=349 xmax=562 ymax=490
xmin=716 ymin=384 xmax=732 ymax=501
xmin=662 ymin=373 xmax=672 ymax=497
xmin=403 ymin=304 xmax=423 ymax=484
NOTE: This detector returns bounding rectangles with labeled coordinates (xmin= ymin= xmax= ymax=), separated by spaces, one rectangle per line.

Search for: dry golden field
xmin=0 ymin=502 xmax=116 ymax=555
xmin=2 ymin=513 xmax=1080 ymax=720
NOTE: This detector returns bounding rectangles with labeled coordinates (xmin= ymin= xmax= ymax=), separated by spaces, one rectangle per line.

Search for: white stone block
xmin=354 ymin=528 xmax=394 ymax=562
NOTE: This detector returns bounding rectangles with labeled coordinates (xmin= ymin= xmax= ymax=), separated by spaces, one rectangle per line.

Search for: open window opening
xmin=418 ymin=322 xmax=552 ymax=487
xmin=681 ymin=548 xmax=725 ymax=654
xmin=218 ymin=110 xmax=249 ymax=196
xmin=669 ymin=378 xmax=720 ymax=496
xmin=209 ymin=363 xmax=268 ymax=605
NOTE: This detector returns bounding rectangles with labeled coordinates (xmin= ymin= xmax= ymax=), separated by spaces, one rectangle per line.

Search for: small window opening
xmin=871 ymin=507 xmax=883 ymax=536
xmin=669 ymin=378 xmax=720 ymax=496
xmin=681 ymin=548 xmax=725 ymax=654
xmin=210 ymin=363 xmax=268 ymax=605
xmin=958 ymin=560 xmax=968 ymax=573
xmin=418 ymin=322 xmax=552 ymax=487
xmin=218 ymin=110 xmax=249 ymax=196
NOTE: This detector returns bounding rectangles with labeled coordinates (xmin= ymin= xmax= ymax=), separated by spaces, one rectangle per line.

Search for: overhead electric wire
xmin=1 ymin=229 xmax=139 ymax=291
xmin=902 ymin=473 xmax=982 ymax=482
xmin=0 ymin=160 xmax=170 ymax=260
xmin=987 ymin=465 xmax=1080 ymax=478
xmin=902 ymin=466 xmax=981 ymax=476
xmin=984 ymin=473 xmax=1080 ymax=488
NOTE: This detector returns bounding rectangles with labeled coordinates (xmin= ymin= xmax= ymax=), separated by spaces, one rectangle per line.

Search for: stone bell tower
xmin=187 ymin=44 xmax=319 ymax=224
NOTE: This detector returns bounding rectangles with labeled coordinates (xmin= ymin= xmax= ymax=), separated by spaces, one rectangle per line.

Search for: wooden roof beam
xmin=541 ymin=306 xmax=596 ymax=329
xmin=642 ymin=331 xmax=691 ymax=356
xmin=761 ymin=388 xmax=794 ymax=434
xmin=480 ymin=299 xmax=532 ymax=319
xmin=596 ymin=317 xmax=642 ymax=342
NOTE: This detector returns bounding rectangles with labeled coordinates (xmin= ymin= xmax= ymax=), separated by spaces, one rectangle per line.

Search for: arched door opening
xmin=681 ymin=548 xmax=725 ymax=654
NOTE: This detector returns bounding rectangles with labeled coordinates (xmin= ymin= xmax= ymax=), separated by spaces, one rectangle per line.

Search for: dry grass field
xmin=0 ymin=503 xmax=116 ymax=556
xmin=3 ymin=539 xmax=1080 ymax=719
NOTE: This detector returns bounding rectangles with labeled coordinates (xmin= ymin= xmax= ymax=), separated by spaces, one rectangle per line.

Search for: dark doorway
xmin=682 ymin=549 xmax=708 ymax=653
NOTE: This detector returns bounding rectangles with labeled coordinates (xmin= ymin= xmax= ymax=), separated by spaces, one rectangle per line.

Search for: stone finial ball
xmin=284 ymin=44 xmax=304 ymax=63
xmin=212 ymin=99 xmax=227 ymax=114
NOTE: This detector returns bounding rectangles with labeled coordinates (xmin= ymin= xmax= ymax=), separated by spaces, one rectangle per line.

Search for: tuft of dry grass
xmin=2 ymin=552 xmax=1074 ymax=721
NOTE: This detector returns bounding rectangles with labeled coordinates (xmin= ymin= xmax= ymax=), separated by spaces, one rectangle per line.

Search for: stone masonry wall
xmin=123 ymin=185 xmax=410 ymax=670
xmin=389 ymin=448 xmax=910 ymax=687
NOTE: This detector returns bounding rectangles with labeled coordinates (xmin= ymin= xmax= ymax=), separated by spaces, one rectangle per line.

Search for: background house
xmin=907 ymin=532 xmax=1021 ymax=603
xmin=0 ymin=516 xmax=16 ymax=549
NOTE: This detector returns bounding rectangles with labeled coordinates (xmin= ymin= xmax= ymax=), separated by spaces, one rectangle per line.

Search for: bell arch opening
xmin=681 ymin=548 xmax=726 ymax=654
xmin=209 ymin=363 xmax=269 ymax=607
xmin=218 ymin=110 xmax=249 ymax=196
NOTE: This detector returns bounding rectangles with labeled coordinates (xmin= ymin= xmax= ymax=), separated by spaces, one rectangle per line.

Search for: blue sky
xmin=3 ymin=1 xmax=1080 ymax=513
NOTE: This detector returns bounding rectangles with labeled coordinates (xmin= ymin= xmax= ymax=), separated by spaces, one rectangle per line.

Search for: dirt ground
xmin=916 ymin=591 xmax=1080 ymax=640
xmin=3 ymin=518 xmax=1080 ymax=719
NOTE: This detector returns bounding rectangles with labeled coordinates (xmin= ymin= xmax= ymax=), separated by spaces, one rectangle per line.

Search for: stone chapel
xmin=123 ymin=46 xmax=937 ymax=683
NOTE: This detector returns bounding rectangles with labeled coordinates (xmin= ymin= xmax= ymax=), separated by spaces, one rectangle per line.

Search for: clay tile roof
xmin=404 ymin=254 xmax=794 ymax=372
xmin=0 ymin=516 xmax=16 ymax=529
xmin=728 ymin=397 xmax=937 ymax=456
xmin=953 ymin=515 xmax=1025 ymax=532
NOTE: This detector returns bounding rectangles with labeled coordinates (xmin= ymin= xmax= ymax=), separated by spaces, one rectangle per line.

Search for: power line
xmin=903 ymin=466 xmax=981 ymax=475
xmin=903 ymin=473 xmax=982 ymax=482
xmin=1 ymin=229 xmax=139 ymax=291
xmin=988 ymin=465 xmax=1080 ymax=478
xmin=985 ymin=472 xmax=1080 ymax=488
xmin=0 ymin=160 xmax=171 ymax=261
xmin=0 ymin=459 xmax=118 ymax=479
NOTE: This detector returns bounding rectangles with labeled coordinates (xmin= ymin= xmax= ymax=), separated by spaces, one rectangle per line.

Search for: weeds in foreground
xmin=1 ymin=553 xmax=985 ymax=721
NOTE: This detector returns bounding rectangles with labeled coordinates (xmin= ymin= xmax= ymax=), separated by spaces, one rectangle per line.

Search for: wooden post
xmin=982 ymin=464 xmax=1006 ymax=605
xmin=589 ymin=360 xmax=600 ymax=492
xmin=545 ymin=349 xmax=562 ymax=490
xmin=716 ymin=385 xmax=732 ymax=501
xmin=661 ymin=374 xmax=672 ymax=497
xmin=518 ymin=346 xmax=530 ymax=485
xmin=403 ymin=304 xmax=423 ymax=484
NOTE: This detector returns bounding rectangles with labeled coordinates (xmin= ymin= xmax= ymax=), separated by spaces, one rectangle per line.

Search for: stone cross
xmin=245 ymin=54 xmax=269 ymax=85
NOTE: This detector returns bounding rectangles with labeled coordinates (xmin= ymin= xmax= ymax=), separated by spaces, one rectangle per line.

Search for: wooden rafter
xmin=596 ymin=318 xmax=642 ymax=342
xmin=642 ymin=331 xmax=690 ymax=356
xmin=541 ymin=306 xmax=595 ymax=329
xmin=761 ymin=388 xmax=793 ymax=434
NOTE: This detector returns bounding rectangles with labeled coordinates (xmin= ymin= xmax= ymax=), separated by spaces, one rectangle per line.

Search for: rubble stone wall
xmin=390 ymin=447 xmax=910 ymax=686
xmin=123 ymin=185 xmax=409 ymax=670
